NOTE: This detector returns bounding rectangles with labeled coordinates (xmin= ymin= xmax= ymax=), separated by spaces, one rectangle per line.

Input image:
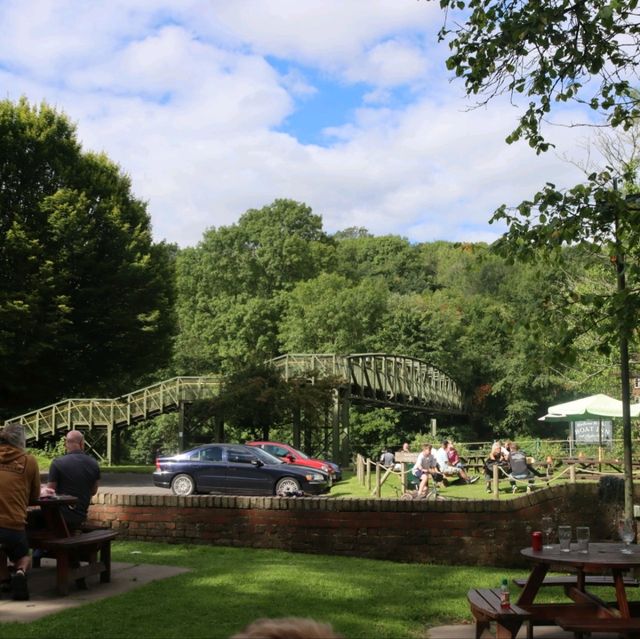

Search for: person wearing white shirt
xmin=435 ymin=440 xmax=478 ymax=484
xmin=412 ymin=443 xmax=440 ymax=497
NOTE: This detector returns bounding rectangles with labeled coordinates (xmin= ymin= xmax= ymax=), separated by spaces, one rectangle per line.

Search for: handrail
xmin=4 ymin=376 xmax=222 ymax=444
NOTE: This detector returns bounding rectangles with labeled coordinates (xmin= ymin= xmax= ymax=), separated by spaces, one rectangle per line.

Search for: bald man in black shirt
xmin=47 ymin=430 xmax=100 ymax=530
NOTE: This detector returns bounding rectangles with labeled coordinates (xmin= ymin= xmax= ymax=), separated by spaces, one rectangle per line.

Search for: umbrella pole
xmin=598 ymin=419 xmax=602 ymax=473
xmin=614 ymin=204 xmax=634 ymax=521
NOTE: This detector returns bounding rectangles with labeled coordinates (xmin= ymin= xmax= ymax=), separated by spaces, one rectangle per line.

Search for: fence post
xmin=400 ymin=463 xmax=406 ymax=492
xmin=569 ymin=464 xmax=576 ymax=484
xmin=493 ymin=463 xmax=500 ymax=498
xmin=375 ymin=462 xmax=381 ymax=498
xmin=366 ymin=458 xmax=371 ymax=490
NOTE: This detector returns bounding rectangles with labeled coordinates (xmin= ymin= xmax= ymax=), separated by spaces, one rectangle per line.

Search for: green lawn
xmin=334 ymin=469 xmax=556 ymax=500
xmin=2 ymin=541 xmax=635 ymax=639
xmin=0 ymin=542 xmax=531 ymax=639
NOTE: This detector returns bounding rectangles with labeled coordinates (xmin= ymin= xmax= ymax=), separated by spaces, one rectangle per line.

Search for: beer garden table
xmin=518 ymin=543 xmax=640 ymax=634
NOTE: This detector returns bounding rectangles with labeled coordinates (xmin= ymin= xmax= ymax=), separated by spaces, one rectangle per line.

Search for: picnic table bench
xmin=467 ymin=587 xmax=531 ymax=639
xmin=513 ymin=575 xmax=639 ymax=589
xmin=30 ymin=528 xmax=118 ymax=595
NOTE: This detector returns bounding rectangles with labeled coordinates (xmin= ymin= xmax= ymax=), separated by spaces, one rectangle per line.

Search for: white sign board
xmin=573 ymin=420 xmax=612 ymax=444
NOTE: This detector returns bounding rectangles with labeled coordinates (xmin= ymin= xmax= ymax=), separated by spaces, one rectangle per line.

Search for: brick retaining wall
xmin=87 ymin=483 xmax=623 ymax=567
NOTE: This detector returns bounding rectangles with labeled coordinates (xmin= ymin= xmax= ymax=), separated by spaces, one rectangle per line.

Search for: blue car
xmin=153 ymin=443 xmax=331 ymax=497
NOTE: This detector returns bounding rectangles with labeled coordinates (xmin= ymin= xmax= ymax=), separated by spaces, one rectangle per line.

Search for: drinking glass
xmin=618 ymin=518 xmax=635 ymax=554
xmin=541 ymin=516 xmax=554 ymax=549
xmin=576 ymin=526 xmax=590 ymax=553
xmin=558 ymin=525 xmax=572 ymax=552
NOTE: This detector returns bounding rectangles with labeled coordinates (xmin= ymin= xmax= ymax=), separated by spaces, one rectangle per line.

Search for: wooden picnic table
xmin=519 ymin=543 xmax=640 ymax=636
xmin=27 ymin=494 xmax=117 ymax=595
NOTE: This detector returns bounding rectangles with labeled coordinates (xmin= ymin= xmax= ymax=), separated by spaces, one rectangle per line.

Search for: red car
xmin=246 ymin=441 xmax=340 ymax=481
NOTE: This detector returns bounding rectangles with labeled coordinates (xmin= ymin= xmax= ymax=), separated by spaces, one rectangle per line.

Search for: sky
xmin=0 ymin=0 xmax=594 ymax=247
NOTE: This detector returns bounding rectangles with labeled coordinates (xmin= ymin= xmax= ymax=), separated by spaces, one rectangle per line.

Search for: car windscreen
xmin=251 ymin=446 xmax=285 ymax=465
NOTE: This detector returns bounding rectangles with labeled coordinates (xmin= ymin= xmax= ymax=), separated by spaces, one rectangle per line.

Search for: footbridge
xmin=4 ymin=353 xmax=464 ymax=462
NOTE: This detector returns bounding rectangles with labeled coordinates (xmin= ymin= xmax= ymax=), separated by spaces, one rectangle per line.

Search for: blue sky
xmin=0 ymin=0 xmax=593 ymax=247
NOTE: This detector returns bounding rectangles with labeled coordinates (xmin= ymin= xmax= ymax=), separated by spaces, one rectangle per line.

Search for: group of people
xmin=410 ymin=440 xmax=479 ymax=497
xmin=382 ymin=437 xmax=539 ymax=498
xmin=0 ymin=422 xmax=100 ymax=601
xmin=484 ymin=439 xmax=540 ymax=493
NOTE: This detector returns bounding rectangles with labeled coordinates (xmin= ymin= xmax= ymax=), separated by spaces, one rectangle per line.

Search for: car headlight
xmin=305 ymin=473 xmax=325 ymax=481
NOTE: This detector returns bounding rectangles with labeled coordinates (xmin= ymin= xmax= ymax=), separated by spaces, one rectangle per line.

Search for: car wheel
xmin=171 ymin=473 xmax=196 ymax=496
xmin=275 ymin=477 xmax=301 ymax=496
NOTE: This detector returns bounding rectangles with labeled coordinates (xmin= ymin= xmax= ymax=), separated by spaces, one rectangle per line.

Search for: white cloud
xmin=0 ymin=0 xmax=593 ymax=248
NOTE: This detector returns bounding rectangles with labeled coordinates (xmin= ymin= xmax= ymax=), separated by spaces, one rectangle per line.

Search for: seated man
xmin=435 ymin=440 xmax=478 ymax=484
xmin=507 ymin=442 xmax=536 ymax=493
xmin=379 ymin=449 xmax=394 ymax=468
xmin=47 ymin=430 xmax=100 ymax=530
xmin=0 ymin=422 xmax=40 ymax=600
xmin=411 ymin=444 xmax=442 ymax=497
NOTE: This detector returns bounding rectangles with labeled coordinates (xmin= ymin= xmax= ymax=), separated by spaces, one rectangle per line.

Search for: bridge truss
xmin=4 ymin=354 xmax=464 ymax=463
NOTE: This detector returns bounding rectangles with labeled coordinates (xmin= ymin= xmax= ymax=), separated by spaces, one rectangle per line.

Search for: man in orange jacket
xmin=0 ymin=422 xmax=40 ymax=600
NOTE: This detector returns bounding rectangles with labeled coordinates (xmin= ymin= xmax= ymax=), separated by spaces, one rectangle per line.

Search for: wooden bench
xmin=468 ymin=588 xmax=531 ymax=639
xmin=555 ymin=617 xmax=640 ymax=638
xmin=36 ymin=529 xmax=118 ymax=595
xmin=513 ymin=575 xmax=639 ymax=588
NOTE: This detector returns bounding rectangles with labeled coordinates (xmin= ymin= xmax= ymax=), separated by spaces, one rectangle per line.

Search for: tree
xmin=437 ymin=0 xmax=640 ymax=152
xmin=435 ymin=0 xmax=640 ymax=519
xmin=174 ymin=199 xmax=334 ymax=374
xmin=278 ymin=273 xmax=389 ymax=354
xmin=0 ymin=98 xmax=175 ymax=417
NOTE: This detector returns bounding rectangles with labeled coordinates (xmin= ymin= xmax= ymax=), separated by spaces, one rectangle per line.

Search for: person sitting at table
xmin=435 ymin=440 xmax=478 ymax=485
xmin=484 ymin=441 xmax=509 ymax=493
xmin=507 ymin=442 xmax=537 ymax=493
xmin=47 ymin=430 xmax=100 ymax=531
xmin=379 ymin=448 xmax=395 ymax=468
xmin=412 ymin=443 xmax=442 ymax=497
xmin=0 ymin=422 xmax=40 ymax=600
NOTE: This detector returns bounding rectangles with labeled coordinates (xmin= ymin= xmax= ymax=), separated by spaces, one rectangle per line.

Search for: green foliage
xmin=124 ymin=413 xmax=180 ymax=463
xmin=0 ymin=98 xmax=175 ymax=417
xmin=437 ymin=0 xmax=640 ymax=153
xmin=279 ymin=273 xmax=389 ymax=353
xmin=174 ymin=199 xmax=332 ymax=374
xmin=348 ymin=407 xmax=403 ymax=456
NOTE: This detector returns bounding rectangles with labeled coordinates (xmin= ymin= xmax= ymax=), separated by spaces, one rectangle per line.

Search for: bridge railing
xmin=5 ymin=376 xmax=222 ymax=443
xmin=270 ymin=354 xmax=349 ymax=381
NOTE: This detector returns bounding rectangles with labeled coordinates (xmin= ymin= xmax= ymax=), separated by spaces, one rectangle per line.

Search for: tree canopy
xmin=437 ymin=0 xmax=640 ymax=152
xmin=0 ymin=98 xmax=175 ymax=417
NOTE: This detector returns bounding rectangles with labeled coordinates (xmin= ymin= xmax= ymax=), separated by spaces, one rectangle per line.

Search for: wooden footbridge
xmin=4 ymin=353 xmax=464 ymax=462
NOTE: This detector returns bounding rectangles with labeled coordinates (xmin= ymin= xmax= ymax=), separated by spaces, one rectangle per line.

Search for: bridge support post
xmin=106 ymin=421 xmax=113 ymax=466
xmin=214 ymin=414 xmax=224 ymax=442
xmin=292 ymin=406 xmax=301 ymax=450
xmin=178 ymin=401 xmax=186 ymax=452
xmin=113 ymin=427 xmax=121 ymax=465
xmin=331 ymin=389 xmax=350 ymax=465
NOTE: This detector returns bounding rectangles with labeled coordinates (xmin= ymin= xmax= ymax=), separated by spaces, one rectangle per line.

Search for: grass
xmin=3 ymin=541 xmax=637 ymax=639
xmin=334 ymin=469 xmax=560 ymax=500
xmin=0 ymin=542 xmax=550 ymax=639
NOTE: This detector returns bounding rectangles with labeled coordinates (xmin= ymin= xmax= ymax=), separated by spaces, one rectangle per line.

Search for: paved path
xmin=0 ymin=559 xmax=189 ymax=623
xmin=97 ymin=472 xmax=167 ymax=495
xmin=428 ymin=623 xmax=617 ymax=638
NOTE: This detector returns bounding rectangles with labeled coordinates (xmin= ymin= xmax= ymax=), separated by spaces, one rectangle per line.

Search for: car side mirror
xmin=251 ymin=459 xmax=264 ymax=467
xmin=286 ymin=454 xmax=295 ymax=462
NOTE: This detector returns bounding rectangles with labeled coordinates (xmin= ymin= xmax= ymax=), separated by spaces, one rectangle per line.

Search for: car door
xmin=225 ymin=446 xmax=273 ymax=494
xmin=193 ymin=446 xmax=227 ymax=492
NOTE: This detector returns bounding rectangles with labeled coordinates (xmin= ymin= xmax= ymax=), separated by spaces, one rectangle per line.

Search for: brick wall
xmin=87 ymin=483 xmax=624 ymax=567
